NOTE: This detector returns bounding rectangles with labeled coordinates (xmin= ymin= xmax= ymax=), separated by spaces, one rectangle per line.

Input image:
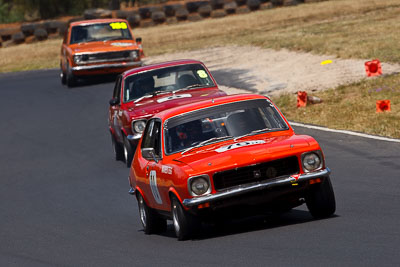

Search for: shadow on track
xmin=66 ymin=74 xmax=118 ymax=89
xmin=145 ymin=210 xmax=338 ymax=241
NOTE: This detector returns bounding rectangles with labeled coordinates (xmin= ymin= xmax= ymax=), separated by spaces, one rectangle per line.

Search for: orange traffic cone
xmin=297 ymin=91 xmax=307 ymax=108
xmin=365 ymin=59 xmax=382 ymax=77
xmin=376 ymin=100 xmax=391 ymax=112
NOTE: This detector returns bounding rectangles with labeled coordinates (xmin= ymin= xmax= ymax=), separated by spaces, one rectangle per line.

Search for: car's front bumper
xmin=182 ymin=168 xmax=331 ymax=207
xmin=72 ymin=61 xmax=142 ymax=72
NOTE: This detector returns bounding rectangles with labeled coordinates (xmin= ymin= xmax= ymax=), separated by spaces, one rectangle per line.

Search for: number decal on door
xmin=149 ymin=170 xmax=162 ymax=204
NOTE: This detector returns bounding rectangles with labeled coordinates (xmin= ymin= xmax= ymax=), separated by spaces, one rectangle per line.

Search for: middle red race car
xmin=108 ymin=60 xmax=227 ymax=167
xmin=129 ymin=94 xmax=336 ymax=240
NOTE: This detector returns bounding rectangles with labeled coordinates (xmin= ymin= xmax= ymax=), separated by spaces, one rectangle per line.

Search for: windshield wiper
xmin=133 ymin=94 xmax=153 ymax=103
xmin=181 ymin=136 xmax=233 ymax=155
xmin=234 ymin=128 xmax=271 ymax=141
xmin=133 ymin=91 xmax=170 ymax=103
xmin=151 ymin=90 xmax=169 ymax=96
xmin=101 ymin=36 xmax=130 ymax=41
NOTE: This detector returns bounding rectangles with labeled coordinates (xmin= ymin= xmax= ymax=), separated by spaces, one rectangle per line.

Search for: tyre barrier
xmin=152 ymin=11 xmax=167 ymax=24
xmin=12 ymin=32 xmax=25 ymax=44
xmin=198 ymin=5 xmax=213 ymax=17
xmin=186 ymin=1 xmax=210 ymax=13
xmin=176 ymin=8 xmax=189 ymax=21
xmin=127 ymin=14 xmax=142 ymax=27
xmin=235 ymin=0 xmax=247 ymax=6
xmin=188 ymin=13 xmax=203 ymax=22
xmin=34 ymin=28 xmax=48 ymax=41
xmin=284 ymin=0 xmax=301 ymax=6
xmin=247 ymin=0 xmax=261 ymax=11
xmin=0 ymin=0 xmax=327 ymax=48
xmin=210 ymin=9 xmax=227 ymax=18
xmin=224 ymin=2 xmax=238 ymax=14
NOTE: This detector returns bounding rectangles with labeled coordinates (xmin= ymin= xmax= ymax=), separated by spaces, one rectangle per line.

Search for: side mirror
xmin=136 ymin=37 xmax=142 ymax=43
xmin=109 ymin=98 xmax=119 ymax=106
xmin=142 ymin=147 xmax=158 ymax=163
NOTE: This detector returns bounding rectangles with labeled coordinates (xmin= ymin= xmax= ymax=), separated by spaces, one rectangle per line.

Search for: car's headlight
xmin=188 ymin=175 xmax=211 ymax=196
xmin=73 ymin=55 xmax=82 ymax=64
xmin=132 ymin=120 xmax=146 ymax=134
xmin=302 ymin=151 xmax=323 ymax=172
xmin=130 ymin=50 xmax=138 ymax=59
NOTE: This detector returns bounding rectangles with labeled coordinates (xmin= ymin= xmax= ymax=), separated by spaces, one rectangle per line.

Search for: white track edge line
xmin=289 ymin=121 xmax=400 ymax=143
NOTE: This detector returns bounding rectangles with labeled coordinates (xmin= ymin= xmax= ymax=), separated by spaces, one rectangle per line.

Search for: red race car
xmin=129 ymin=94 xmax=336 ymax=240
xmin=60 ymin=19 xmax=144 ymax=87
xmin=108 ymin=60 xmax=227 ymax=167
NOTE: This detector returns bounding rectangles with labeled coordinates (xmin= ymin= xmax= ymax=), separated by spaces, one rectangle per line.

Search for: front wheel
xmin=137 ymin=193 xmax=167 ymax=235
xmin=111 ymin=134 xmax=124 ymax=161
xmin=60 ymin=70 xmax=66 ymax=85
xmin=171 ymin=196 xmax=200 ymax=241
xmin=66 ymin=62 xmax=77 ymax=88
xmin=305 ymin=176 xmax=336 ymax=219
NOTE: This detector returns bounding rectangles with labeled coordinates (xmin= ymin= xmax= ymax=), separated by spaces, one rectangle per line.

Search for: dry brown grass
xmin=0 ymin=39 xmax=61 ymax=72
xmin=272 ymin=74 xmax=400 ymax=138
xmin=2 ymin=0 xmax=400 ymax=72
xmin=136 ymin=0 xmax=400 ymax=62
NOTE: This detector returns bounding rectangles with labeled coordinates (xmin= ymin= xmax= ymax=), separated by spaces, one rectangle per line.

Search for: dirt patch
xmin=144 ymin=46 xmax=400 ymax=96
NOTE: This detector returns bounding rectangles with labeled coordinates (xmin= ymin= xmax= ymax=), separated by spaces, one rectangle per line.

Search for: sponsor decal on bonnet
xmin=157 ymin=94 xmax=192 ymax=103
xmin=216 ymin=140 xmax=266 ymax=153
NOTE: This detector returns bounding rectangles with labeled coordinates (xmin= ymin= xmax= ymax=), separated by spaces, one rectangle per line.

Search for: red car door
xmin=140 ymin=119 xmax=169 ymax=210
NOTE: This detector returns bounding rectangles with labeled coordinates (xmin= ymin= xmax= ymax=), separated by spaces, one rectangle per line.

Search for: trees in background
xmin=0 ymin=0 xmax=137 ymax=22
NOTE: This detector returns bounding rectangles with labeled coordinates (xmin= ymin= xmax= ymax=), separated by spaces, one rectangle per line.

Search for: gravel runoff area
xmin=144 ymin=46 xmax=400 ymax=96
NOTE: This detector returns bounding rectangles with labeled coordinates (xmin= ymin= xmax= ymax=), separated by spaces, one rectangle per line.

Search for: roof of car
xmin=156 ymin=94 xmax=270 ymax=120
xmin=70 ymin=18 xmax=129 ymax=27
xmin=122 ymin=59 xmax=205 ymax=78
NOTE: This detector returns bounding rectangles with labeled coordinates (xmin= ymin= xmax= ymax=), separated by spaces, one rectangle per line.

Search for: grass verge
xmin=272 ymin=74 xmax=400 ymax=139
xmin=2 ymin=0 xmax=400 ymax=72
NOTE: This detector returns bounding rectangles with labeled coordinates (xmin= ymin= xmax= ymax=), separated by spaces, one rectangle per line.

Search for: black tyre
xmin=171 ymin=196 xmax=200 ymax=241
xmin=305 ymin=176 xmax=336 ymax=219
xmin=123 ymin=136 xmax=134 ymax=168
xmin=60 ymin=64 xmax=66 ymax=85
xmin=66 ymin=62 xmax=76 ymax=88
xmin=137 ymin=194 xmax=167 ymax=234
xmin=111 ymin=134 xmax=124 ymax=161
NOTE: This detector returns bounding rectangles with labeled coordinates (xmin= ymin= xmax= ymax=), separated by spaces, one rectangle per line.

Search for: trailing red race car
xmin=129 ymin=94 xmax=336 ymax=240
xmin=60 ymin=19 xmax=144 ymax=87
xmin=108 ymin=60 xmax=227 ymax=167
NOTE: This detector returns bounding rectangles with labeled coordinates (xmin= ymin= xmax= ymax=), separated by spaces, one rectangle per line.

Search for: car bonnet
xmin=125 ymin=88 xmax=225 ymax=116
xmin=171 ymin=134 xmax=319 ymax=173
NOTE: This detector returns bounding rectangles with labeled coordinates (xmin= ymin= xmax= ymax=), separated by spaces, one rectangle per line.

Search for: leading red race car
xmin=129 ymin=94 xmax=336 ymax=240
xmin=108 ymin=60 xmax=227 ymax=167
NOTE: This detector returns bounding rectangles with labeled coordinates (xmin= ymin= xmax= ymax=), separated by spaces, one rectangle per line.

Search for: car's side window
xmin=141 ymin=120 xmax=162 ymax=157
xmin=113 ymin=75 xmax=122 ymax=103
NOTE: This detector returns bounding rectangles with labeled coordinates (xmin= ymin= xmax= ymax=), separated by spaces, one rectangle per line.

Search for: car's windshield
xmin=70 ymin=22 xmax=132 ymax=44
xmin=123 ymin=64 xmax=216 ymax=103
xmin=164 ymin=99 xmax=289 ymax=154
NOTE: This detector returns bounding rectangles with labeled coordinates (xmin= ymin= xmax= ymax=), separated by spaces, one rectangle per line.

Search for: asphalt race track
xmin=1 ymin=69 xmax=400 ymax=266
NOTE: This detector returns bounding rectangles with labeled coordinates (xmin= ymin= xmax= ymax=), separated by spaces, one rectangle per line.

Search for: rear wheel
xmin=123 ymin=136 xmax=135 ymax=168
xmin=111 ymin=134 xmax=124 ymax=161
xmin=305 ymin=176 xmax=336 ymax=218
xmin=137 ymin=193 xmax=167 ymax=234
xmin=171 ymin=196 xmax=200 ymax=241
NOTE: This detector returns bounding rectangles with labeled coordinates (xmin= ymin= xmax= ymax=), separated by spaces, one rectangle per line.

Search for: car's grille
xmin=82 ymin=50 xmax=138 ymax=64
xmin=213 ymin=156 xmax=300 ymax=191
